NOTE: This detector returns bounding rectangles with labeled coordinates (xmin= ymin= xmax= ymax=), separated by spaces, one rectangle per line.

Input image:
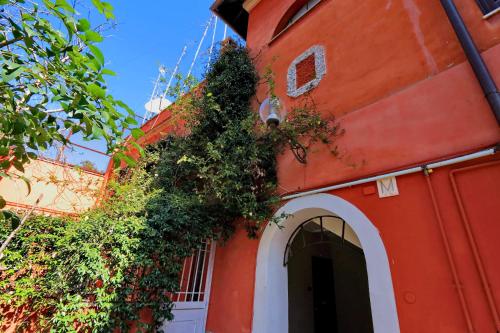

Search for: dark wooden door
xmin=312 ymin=256 xmax=338 ymax=333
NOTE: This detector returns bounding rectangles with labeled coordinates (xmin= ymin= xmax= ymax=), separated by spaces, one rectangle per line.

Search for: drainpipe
xmin=424 ymin=169 xmax=475 ymax=333
xmin=440 ymin=0 xmax=500 ymax=125
xmin=449 ymin=161 xmax=500 ymax=332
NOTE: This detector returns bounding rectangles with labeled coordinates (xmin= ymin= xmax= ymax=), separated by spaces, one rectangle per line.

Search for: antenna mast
xmin=160 ymin=45 xmax=188 ymax=103
xmin=142 ymin=66 xmax=167 ymax=124
xmin=208 ymin=16 xmax=218 ymax=68
xmin=186 ymin=15 xmax=214 ymax=80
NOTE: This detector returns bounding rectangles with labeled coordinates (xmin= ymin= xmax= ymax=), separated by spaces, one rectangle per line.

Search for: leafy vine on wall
xmin=0 ymin=42 xmax=342 ymax=332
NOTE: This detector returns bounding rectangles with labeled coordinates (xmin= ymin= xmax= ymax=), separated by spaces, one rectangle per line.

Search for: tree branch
xmin=0 ymin=194 xmax=43 ymax=261
xmin=0 ymin=36 xmax=23 ymax=49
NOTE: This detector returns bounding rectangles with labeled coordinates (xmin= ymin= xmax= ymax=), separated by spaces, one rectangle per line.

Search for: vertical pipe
xmin=424 ymin=169 xmax=475 ymax=333
xmin=450 ymin=161 xmax=500 ymax=331
xmin=439 ymin=0 xmax=500 ymax=125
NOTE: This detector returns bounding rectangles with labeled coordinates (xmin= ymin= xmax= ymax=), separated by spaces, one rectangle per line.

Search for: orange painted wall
xmin=206 ymin=227 xmax=258 ymax=333
xmin=126 ymin=1 xmax=500 ymax=331
xmin=205 ymin=0 xmax=500 ymax=332
xmin=249 ymin=0 xmax=500 ymax=118
xmin=246 ymin=0 xmax=500 ymax=194
xmin=206 ymin=155 xmax=500 ymax=333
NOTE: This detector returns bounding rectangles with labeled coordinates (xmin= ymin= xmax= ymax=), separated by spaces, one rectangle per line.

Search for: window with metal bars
xmin=476 ymin=0 xmax=500 ymax=17
xmin=172 ymin=241 xmax=212 ymax=303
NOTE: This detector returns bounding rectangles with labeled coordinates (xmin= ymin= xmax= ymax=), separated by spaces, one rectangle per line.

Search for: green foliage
xmin=0 ymin=175 xmax=156 ymax=332
xmin=0 ymin=0 xmax=141 ymax=207
xmin=0 ymin=43 xmax=342 ymax=332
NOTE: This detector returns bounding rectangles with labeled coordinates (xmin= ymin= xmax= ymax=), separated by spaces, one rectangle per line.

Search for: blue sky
xmin=59 ymin=0 xmax=239 ymax=171
xmin=102 ymin=0 xmax=233 ymax=119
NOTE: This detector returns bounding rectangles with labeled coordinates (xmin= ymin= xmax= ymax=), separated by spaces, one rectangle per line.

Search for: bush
xmin=0 ymin=43 xmax=341 ymax=332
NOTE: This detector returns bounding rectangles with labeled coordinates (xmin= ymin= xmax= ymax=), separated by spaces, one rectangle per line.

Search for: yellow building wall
xmin=0 ymin=159 xmax=104 ymax=215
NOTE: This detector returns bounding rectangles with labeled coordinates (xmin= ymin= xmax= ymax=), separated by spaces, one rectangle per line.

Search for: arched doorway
xmin=286 ymin=215 xmax=373 ymax=333
xmin=252 ymin=194 xmax=400 ymax=333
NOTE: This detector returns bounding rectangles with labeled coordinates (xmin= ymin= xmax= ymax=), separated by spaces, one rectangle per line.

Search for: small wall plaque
xmin=377 ymin=176 xmax=399 ymax=198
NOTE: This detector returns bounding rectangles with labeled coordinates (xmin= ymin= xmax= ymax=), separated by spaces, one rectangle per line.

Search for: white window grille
xmin=172 ymin=241 xmax=213 ymax=303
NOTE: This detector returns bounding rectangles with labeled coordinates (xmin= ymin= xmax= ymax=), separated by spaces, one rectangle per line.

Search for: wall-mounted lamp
xmin=259 ymin=97 xmax=287 ymax=127
xmin=259 ymin=96 xmax=308 ymax=164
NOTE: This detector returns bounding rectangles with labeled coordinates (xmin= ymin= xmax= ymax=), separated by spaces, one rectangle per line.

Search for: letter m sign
xmin=376 ymin=176 xmax=400 ymax=198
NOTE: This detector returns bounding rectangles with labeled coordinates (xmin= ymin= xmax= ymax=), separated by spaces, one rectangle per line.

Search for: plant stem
xmin=0 ymin=36 xmax=23 ymax=49
xmin=0 ymin=194 xmax=43 ymax=261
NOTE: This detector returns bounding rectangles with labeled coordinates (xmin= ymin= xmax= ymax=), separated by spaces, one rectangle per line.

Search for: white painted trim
xmin=202 ymin=242 xmax=217 ymax=329
xmin=483 ymin=7 xmax=500 ymax=19
xmin=252 ymin=193 xmax=400 ymax=333
xmin=283 ymin=147 xmax=497 ymax=200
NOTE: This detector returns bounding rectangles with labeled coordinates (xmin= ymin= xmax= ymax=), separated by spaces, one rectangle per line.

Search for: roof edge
xmin=243 ymin=0 xmax=262 ymax=12
xmin=210 ymin=0 xmax=248 ymax=40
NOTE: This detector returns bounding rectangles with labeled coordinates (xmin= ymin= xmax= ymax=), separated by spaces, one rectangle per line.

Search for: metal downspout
xmin=449 ymin=161 xmax=500 ymax=332
xmin=440 ymin=0 xmax=500 ymax=125
xmin=424 ymin=169 xmax=475 ymax=333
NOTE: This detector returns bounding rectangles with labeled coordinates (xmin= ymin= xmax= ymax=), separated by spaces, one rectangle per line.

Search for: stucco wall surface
xmin=206 ymin=155 xmax=500 ymax=333
xmin=0 ymin=159 xmax=103 ymax=215
xmin=246 ymin=0 xmax=500 ymax=193
xmin=205 ymin=0 xmax=500 ymax=332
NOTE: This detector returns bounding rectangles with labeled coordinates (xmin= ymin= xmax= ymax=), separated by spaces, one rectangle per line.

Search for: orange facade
xmin=133 ymin=0 xmax=500 ymax=332
xmin=202 ymin=0 xmax=500 ymax=332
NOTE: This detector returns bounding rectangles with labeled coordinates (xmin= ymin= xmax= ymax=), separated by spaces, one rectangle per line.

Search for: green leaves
xmin=55 ymin=0 xmax=75 ymax=13
xmin=0 ymin=0 xmax=140 ymax=182
xmin=77 ymin=18 xmax=91 ymax=32
xmin=131 ymin=128 xmax=144 ymax=140
xmin=0 ymin=40 xmax=340 ymax=333
xmin=88 ymin=44 xmax=104 ymax=66
xmin=84 ymin=30 xmax=103 ymax=43
xmin=113 ymin=152 xmax=136 ymax=167
xmin=91 ymin=0 xmax=115 ymax=19
xmin=2 ymin=65 xmax=25 ymax=82
xmin=86 ymin=83 xmax=106 ymax=99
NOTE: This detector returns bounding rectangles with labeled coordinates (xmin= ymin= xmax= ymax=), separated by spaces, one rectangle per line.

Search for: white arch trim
xmin=252 ymin=193 xmax=400 ymax=333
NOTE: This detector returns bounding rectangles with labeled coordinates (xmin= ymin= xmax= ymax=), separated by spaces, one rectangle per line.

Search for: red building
xmin=142 ymin=0 xmax=500 ymax=332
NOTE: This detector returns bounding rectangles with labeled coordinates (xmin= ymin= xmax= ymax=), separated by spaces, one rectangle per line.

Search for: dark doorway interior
xmin=312 ymin=256 xmax=338 ymax=333
xmin=287 ymin=218 xmax=373 ymax=333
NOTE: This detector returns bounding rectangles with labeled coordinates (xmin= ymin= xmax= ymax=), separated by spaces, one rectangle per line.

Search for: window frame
xmin=287 ymin=45 xmax=326 ymax=98
xmin=287 ymin=0 xmax=321 ymax=28
xmin=270 ymin=0 xmax=325 ymax=43
xmin=476 ymin=0 xmax=500 ymax=18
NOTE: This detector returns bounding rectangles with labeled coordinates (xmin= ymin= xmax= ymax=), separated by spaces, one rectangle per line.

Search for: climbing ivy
xmin=0 ymin=43 xmax=342 ymax=332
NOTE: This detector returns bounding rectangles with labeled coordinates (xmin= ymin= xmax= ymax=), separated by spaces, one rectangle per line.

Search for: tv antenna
xmin=143 ymin=14 xmax=229 ymax=127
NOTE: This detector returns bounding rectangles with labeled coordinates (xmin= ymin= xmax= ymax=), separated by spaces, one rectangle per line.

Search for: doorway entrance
xmin=252 ymin=194 xmax=400 ymax=333
xmin=286 ymin=216 xmax=373 ymax=333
